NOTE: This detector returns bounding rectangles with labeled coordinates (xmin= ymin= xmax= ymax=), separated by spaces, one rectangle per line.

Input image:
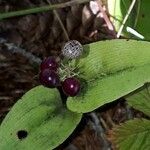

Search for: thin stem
xmin=0 ymin=0 xmax=89 ymax=20
xmin=134 ymin=0 xmax=141 ymax=28
xmin=47 ymin=0 xmax=70 ymax=41
xmin=117 ymin=0 xmax=137 ymax=38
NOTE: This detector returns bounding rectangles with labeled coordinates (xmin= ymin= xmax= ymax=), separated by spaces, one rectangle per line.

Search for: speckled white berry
xmin=62 ymin=40 xmax=83 ymax=59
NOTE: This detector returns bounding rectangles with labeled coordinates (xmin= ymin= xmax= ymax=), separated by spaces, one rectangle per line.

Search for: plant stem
xmin=117 ymin=0 xmax=137 ymax=38
xmin=0 ymin=0 xmax=89 ymax=20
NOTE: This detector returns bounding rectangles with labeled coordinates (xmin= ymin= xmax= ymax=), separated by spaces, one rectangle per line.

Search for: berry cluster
xmin=39 ymin=56 xmax=80 ymax=97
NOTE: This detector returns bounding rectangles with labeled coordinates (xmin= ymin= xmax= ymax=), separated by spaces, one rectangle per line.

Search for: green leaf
xmin=108 ymin=0 xmax=150 ymax=40
xmin=67 ymin=39 xmax=150 ymax=113
xmin=135 ymin=0 xmax=150 ymax=40
xmin=0 ymin=86 xmax=82 ymax=150
xmin=107 ymin=0 xmax=135 ymax=37
xmin=110 ymin=118 xmax=150 ymax=150
xmin=126 ymin=84 xmax=150 ymax=117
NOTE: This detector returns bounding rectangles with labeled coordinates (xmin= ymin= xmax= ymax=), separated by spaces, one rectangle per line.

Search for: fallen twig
xmin=0 ymin=0 xmax=90 ymax=20
xmin=89 ymin=112 xmax=111 ymax=149
xmin=0 ymin=38 xmax=42 ymax=65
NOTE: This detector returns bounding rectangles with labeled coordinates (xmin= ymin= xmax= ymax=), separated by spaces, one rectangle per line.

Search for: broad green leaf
xmin=126 ymin=84 xmax=150 ymax=117
xmin=110 ymin=118 xmax=150 ymax=150
xmin=67 ymin=39 xmax=150 ymax=113
xmin=0 ymin=86 xmax=82 ymax=150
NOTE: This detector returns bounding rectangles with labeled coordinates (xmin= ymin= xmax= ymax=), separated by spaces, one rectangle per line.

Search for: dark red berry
xmin=40 ymin=56 xmax=58 ymax=72
xmin=62 ymin=77 xmax=80 ymax=97
xmin=39 ymin=69 xmax=60 ymax=88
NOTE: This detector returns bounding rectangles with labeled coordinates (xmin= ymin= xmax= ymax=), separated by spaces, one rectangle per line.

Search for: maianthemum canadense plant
xmin=0 ymin=39 xmax=150 ymax=150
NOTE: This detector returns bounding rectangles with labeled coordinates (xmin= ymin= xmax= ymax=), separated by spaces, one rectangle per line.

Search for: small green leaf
xmin=67 ymin=39 xmax=150 ymax=113
xmin=110 ymin=118 xmax=150 ymax=150
xmin=0 ymin=86 xmax=82 ymax=150
xmin=126 ymin=84 xmax=150 ymax=117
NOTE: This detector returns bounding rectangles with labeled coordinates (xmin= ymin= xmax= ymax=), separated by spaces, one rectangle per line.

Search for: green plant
xmin=0 ymin=39 xmax=150 ymax=149
xmin=0 ymin=86 xmax=82 ymax=150
xmin=109 ymin=84 xmax=150 ymax=150
xmin=108 ymin=0 xmax=150 ymax=39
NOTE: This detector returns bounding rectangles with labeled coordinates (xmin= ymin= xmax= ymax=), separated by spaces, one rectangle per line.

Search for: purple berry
xmin=39 ymin=69 xmax=60 ymax=88
xmin=62 ymin=77 xmax=80 ymax=97
xmin=40 ymin=56 xmax=59 ymax=72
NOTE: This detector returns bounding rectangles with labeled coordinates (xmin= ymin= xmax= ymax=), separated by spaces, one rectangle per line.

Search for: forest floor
xmin=0 ymin=0 xmax=143 ymax=149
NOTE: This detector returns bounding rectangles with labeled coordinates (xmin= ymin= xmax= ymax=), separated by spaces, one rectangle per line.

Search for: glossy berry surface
xmin=39 ymin=69 xmax=60 ymax=88
xmin=62 ymin=77 xmax=80 ymax=97
xmin=40 ymin=56 xmax=58 ymax=72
